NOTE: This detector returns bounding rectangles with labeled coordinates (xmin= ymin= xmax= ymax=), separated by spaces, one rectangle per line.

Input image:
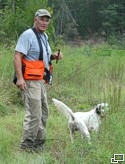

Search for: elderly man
xmin=13 ymin=9 xmax=62 ymax=152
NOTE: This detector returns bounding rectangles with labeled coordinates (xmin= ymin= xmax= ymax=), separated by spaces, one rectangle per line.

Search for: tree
xmin=0 ymin=0 xmax=54 ymax=44
xmin=49 ymin=0 xmax=125 ymax=40
xmin=48 ymin=0 xmax=80 ymax=43
xmin=99 ymin=2 xmax=125 ymax=37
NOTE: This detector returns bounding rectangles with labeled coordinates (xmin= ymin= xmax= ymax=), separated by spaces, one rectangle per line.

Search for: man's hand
xmin=16 ymin=78 xmax=27 ymax=90
xmin=13 ymin=52 xmax=26 ymax=90
xmin=53 ymin=51 xmax=63 ymax=60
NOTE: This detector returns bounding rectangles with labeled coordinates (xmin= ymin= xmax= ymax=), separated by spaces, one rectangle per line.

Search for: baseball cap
xmin=35 ymin=9 xmax=51 ymax=18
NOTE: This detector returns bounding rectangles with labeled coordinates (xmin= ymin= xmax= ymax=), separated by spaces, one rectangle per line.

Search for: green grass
xmin=0 ymin=44 xmax=125 ymax=164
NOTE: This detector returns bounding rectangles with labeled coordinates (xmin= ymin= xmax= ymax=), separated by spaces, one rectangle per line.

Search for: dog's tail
xmin=52 ymin=98 xmax=75 ymax=120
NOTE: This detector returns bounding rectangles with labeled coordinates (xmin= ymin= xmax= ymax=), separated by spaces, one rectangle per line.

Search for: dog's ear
xmin=96 ymin=105 xmax=101 ymax=115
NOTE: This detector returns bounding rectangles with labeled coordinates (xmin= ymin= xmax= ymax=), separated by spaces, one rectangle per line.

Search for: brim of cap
xmin=36 ymin=14 xmax=51 ymax=18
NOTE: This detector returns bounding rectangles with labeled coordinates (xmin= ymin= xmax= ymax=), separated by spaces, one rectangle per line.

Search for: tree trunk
xmin=12 ymin=0 xmax=16 ymax=14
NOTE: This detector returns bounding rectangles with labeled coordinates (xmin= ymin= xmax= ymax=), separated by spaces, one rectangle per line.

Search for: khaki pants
xmin=20 ymin=80 xmax=49 ymax=148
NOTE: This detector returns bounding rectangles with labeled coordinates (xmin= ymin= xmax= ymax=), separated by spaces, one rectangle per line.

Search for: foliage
xmin=48 ymin=0 xmax=125 ymax=40
xmin=48 ymin=0 xmax=79 ymax=41
xmin=100 ymin=3 xmax=125 ymax=37
xmin=0 ymin=0 xmax=54 ymax=44
xmin=1 ymin=0 xmax=125 ymax=43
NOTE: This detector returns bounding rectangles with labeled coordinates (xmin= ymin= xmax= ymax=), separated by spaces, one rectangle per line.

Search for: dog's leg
xmin=68 ymin=123 xmax=74 ymax=143
xmin=69 ymin=128 xmax=74 ymax=143
xmin=85 ymin=133 xmax=91 ymax=144
xmin=81 ymin=130 xmax=91 ymax=144
xmin=78 ymin=120 xmax=91 ymax=144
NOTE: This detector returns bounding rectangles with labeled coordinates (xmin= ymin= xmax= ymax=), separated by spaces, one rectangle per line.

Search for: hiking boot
xmin=33 ymin=142 xmax=43 ymax=152
xmin=19 ymin=139 xmax=35 ymax=153
xmin=34 ymin=138 xmax=45 ymax=152
xmin=19 ymin=146 xmax=35 ymax=153
xmin=33 ymin=146 xmax=43 ymax=153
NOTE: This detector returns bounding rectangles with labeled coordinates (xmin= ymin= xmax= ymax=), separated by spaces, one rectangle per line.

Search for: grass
xmin=0 ymin=43 xmax=125 ymax=164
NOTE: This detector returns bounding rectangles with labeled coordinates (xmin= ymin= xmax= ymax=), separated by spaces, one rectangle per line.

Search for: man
xmin=13 ymin=9 xmax=62 ymax=152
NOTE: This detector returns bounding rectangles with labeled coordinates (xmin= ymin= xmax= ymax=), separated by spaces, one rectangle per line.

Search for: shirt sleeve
xmin=15 ymin=34 xmax=31 ymax=56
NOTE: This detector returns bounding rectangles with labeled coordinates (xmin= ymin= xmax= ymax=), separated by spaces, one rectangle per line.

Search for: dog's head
xmin=96 ymin=103 xmax=109 ymax=117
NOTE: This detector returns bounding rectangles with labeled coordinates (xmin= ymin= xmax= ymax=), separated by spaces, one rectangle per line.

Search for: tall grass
xmin=0 ymin=44 xmax=125 ymax=164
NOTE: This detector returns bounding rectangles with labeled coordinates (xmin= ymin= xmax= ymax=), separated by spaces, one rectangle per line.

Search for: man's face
xmin=34 ymin=16 xmax=50 ymax=32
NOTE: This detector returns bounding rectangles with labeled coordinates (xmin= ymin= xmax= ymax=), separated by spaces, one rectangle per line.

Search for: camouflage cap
xmin=35 ymin=9 xmax=51 ymax=18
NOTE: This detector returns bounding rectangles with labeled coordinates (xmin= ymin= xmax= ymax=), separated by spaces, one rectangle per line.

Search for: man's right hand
xmin=16 ymin=78 xmax=27 ymax=90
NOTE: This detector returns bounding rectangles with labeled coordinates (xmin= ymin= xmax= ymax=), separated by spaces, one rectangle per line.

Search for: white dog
xmin=52 ymin=98 xmax=109 ymax=144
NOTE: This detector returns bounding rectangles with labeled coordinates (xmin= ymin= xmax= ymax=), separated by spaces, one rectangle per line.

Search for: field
xmin=0 ymin=44 xmax=125 ymax=164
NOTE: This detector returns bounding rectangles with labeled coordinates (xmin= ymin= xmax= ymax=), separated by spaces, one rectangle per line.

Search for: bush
xmin=0 ymin=0 xmax=54 ymax=44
